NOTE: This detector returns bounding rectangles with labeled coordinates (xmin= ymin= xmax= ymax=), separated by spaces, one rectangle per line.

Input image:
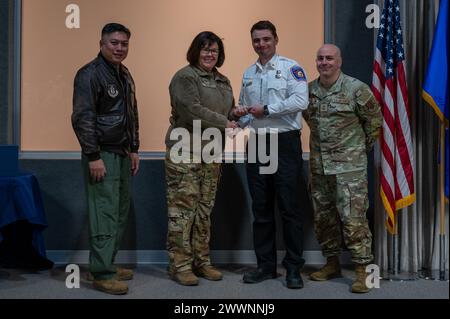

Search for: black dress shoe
xmin=286 ymin=267 xmax=304 ymax=289
xmin=243 ymin=268 xmax=277 ymax=284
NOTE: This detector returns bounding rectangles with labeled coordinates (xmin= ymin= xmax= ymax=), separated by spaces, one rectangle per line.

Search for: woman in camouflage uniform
xmin=164 ymin=31 xmax=238 ymax=286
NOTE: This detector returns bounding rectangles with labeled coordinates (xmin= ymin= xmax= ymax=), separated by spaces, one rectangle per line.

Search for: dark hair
xmin=186 ymin=31 xmax=225 ymax=68
xmin=250 ymin=20 xmax=278 ymax=39
xmin=101 ymin=23 xmax=131 ymax=39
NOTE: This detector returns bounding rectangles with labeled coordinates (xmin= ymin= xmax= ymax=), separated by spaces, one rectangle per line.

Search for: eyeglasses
xmin=201 ymin=48 xmax=219 ymax=56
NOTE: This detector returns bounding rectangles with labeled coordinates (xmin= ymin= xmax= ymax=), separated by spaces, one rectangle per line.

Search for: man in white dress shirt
xmin=232 ymin=20 xmax=309 ymax=289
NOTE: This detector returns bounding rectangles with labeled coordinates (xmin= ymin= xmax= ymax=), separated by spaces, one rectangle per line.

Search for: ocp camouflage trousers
xmin=311 ymin=171 xmax=373 ymax=264
xmin=165 ymin=153 xmax=220 ymax=273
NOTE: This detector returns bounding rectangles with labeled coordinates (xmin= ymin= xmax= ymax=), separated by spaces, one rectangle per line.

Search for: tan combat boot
xmin=310 ymin=256 xmax=342 ymax=281
xmin=170 ymin=270 xmax=199 ymax=286
xmin=93 ymin=278 xmax=128 ymax=295
xmin=116 ymin=267 xmax=134 ymax=280
xmin=194 ymin=265 xmax=223 ymax=281
xmin=86 ymin=267 xmax=134 ymax=281
xmin=351 ymin=264 xmax=370 ymax=293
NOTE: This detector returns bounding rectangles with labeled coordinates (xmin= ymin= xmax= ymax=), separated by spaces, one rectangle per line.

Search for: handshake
xmin=232 ymin=104 xmax=266 ymax=119
xmin=227 ymin=104 xmax=266 ymax=130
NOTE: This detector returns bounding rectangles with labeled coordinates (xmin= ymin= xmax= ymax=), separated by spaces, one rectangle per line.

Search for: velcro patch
xmin=290 ymin=65 xmax=306 ymax=82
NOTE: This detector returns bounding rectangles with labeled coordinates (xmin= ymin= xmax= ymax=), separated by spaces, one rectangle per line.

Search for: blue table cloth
xmin=0 ymin=172 xmax=52 ymax=267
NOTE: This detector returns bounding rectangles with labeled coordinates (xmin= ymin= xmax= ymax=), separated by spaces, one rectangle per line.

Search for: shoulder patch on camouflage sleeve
xmin=355 ymin=86 xmax=373 ymax=105
xmin=290 ymin=65 xmax=307 ymax=82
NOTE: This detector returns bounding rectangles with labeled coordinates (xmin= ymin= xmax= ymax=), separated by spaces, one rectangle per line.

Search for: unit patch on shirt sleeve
xmin=290 ymin=65 xmax=307 ymax=82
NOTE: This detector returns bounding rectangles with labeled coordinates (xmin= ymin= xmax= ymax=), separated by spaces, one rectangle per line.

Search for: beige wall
xmin=21 ymin=0 xmax=323 ymax=152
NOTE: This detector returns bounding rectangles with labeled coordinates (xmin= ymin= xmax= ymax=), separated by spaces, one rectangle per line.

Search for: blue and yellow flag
xmin=422 ymin=0 xmax=449 ymax=198
xmin=423 ymin=0 xmax=449 ymax=125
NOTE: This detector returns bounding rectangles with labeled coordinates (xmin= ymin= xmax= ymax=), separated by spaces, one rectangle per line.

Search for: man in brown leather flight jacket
xmin=71 ymin=23 xmax=139 ymax=295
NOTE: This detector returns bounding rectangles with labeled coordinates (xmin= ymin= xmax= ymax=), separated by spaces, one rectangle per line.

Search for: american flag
xmin=371 ymin=0 xmax=415 ymax=234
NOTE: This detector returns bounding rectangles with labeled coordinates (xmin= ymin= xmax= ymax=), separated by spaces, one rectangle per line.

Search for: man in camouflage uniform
xmin=303 ymin=44 xmax=382 ymax=293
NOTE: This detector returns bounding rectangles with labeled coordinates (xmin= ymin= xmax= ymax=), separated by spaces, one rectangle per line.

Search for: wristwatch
xmin=263 ymin=105 xmax=269 ymax=116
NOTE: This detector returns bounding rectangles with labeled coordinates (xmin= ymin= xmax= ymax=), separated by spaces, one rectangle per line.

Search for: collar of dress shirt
xmin=255 ymin=54 xmax=279 ymax=72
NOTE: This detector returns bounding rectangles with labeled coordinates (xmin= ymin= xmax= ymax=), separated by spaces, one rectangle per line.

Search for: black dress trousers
xmin=246 ymin=130 xmax=306 ymax=271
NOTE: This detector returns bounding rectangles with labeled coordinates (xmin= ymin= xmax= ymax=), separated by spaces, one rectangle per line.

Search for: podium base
xmin=381 ymin=271 xmax=418 ymax=281
xmin=419 ymin=269 xmax=449 ymax=281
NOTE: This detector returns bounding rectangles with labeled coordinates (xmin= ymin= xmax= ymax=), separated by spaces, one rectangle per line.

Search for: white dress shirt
xmin=238 ymin=54 xmax=309 ymax=133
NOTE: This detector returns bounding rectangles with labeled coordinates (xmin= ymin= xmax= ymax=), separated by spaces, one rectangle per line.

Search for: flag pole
xmin=384 ymin=208 xmax=418 ymax=281
xmin=439 ymin=122 xmax=448 ymax=281
xmin=384 ymin=214 xmax=400 ymax=279
xmin=393 ymin=214 xmax=398 ymax=276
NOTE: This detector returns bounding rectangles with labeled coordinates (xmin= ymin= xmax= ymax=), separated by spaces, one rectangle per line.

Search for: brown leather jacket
xmin=72 ymin=53 xmax=139 ymax=161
